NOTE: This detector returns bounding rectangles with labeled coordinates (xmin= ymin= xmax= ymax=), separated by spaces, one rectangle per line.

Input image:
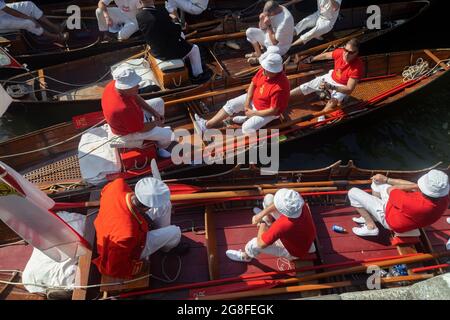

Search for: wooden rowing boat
xmin=0 ymin=0 xmax=295 ymax=74
xmin=1 ymin=1 xmax=429 ymax=120
xmin=0 ymin=47 xmax=448 ymax=188
xmin=1 ymin=160 xmax=448 ymax=299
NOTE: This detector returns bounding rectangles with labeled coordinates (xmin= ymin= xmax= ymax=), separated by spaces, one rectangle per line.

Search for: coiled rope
xmin=402 ymin=58 xmax=450 ymax=82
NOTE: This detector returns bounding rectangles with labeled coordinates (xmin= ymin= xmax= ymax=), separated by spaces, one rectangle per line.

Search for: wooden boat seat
xmin=100 ymin=263 xmax=150 ymax=297
xmin=148 ymin=54 xmax=189 ymax=90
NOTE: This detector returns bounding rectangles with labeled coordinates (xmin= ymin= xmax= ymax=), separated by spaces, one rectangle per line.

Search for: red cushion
xmin=119 ymin=142 xmax=157 ymax=170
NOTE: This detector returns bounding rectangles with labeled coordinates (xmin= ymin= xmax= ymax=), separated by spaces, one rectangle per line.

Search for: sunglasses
xmin=344 ymin=48 xmax=358 ymax=55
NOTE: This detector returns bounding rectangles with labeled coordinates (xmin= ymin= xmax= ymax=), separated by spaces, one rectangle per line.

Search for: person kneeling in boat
xmin=96 ymin=0 xmax=142 ymax=41
xmin=226 ymin=189 xmax=316 ymax=262
xmin=165 ymin=0 xmax=209 ymax=22
xmin=245 ymin=1 xmax=294 ymax=64
xmin=292 ymin=0 xmax=342 ymax=47
xmin=348 ymin=170 xmax=449 ymax=237
xmin=137 ymin=0 xmax=211 ymax=83
xmin=93 ymin=177 xmax=189 ymax=279
xmin=102 ymin=66 xmax=176 ymax=158
xmin=290 ymin=38 xmax=363 ymax=122
xmin=0 ymin=0 xmax=68 ymax=43
xmin=194 ymin=52 xmax=289 ymax=134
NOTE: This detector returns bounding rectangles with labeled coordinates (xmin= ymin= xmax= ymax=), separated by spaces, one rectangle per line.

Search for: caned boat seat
xmin=148 ymin=54 xmax=189 ymax=90
xmin=100 ymin=263 xmax=150 ymax=297
xmin=390 ymin=229 xmax=421 ymax=246
xmin=117 ymin=141 xmax=157 ymax=171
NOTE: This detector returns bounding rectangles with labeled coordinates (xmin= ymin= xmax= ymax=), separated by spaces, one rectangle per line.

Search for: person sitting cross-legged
xmin=101 ymin=66 xmax=177 ymax=157
xmin=0 ymin=0 xmax=68 ymax=43
xmin=290 ymin=38 xmax=363 ymax=122
xmin=194 ymin=52 xmax=289 ymax=134
xmin=349 ymin=170 xmax=449 ymax=237
xmin=226 ymin=189 xmax=316 ymax=262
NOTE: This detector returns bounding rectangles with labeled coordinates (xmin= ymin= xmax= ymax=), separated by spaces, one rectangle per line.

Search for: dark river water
xmin=1 ymin=0 xmax=449 ymax=171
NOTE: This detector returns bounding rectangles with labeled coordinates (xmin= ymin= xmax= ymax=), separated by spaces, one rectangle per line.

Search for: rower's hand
xmin=371 ymin=174 xmax=388 ymax=184
xmin=104 ymin=14 xmax=113 ymax=27
xmin=252 ymin=214 xmax=261 ymax=225
xmin=245 ymin=108 xmax=255 ymax=117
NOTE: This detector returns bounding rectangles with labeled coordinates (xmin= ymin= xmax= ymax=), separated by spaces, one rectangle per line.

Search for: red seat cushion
xmin=119 ymin=142 xmax=157 ymax=170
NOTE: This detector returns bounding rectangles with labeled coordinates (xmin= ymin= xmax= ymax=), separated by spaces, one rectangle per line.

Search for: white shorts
xmin=348 ymin=182 xmax=392 ymax=229
xmin=245 ymin=27 xmax=291 ymax=56
xmin=95 ymin=7 xmax=139 ymax=40
xmin=222 ymin=93 xmax=279 ymax=134
xmin=0 ymin=1 xmax=44 ymax=36
xmin=298 ymin=70 xmax=347 ymax=102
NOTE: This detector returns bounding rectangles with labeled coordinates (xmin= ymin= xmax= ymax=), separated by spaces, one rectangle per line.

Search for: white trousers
xmin=295 ymin=11 xmax=338 ymax=43
xmin=348 ymin=182 xmax=391 ymax=229
xmin=183 ymin=44 xmax=203 ymax=77
xmin=95 ymin=7 xmax=138 ymax=40
xmin=222 ymin=93 xmax=279 ymax=134
xmin=245 ymin=27 xmax=290 ymax=56
xmin=245 ymin=194 xmax=295 ymax=260
xmin=140 ymin=202 xmax=181 ymax=259
xmin=297 ymin=70 xmax=347 ymax=102
xmin=0 ymin=1 xmax=44 ymax=36
xmin=117 ymin=97 xmax=173 ymax=149
xmin=165 ymin=0 xmax=208 ymax=15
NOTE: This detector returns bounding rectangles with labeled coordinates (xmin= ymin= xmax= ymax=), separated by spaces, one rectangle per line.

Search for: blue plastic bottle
xmin=332 ymin=225 xmax=347 ymax=233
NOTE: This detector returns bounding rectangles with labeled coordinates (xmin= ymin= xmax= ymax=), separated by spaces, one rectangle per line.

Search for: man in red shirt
xmin=93 ymin=177 xmax=187 ymax=279
xmin=102 ymin=66 xmax=176 ymax=158
xmin=226 ymin=189 xmax=316 ymax=262
xmin=291 ymin=38 xmax=364 ymax=121
xmin=194 ymin=52 xmax=290 ymax=134
xmin=348 ymin=170 xmax=449 ymax=237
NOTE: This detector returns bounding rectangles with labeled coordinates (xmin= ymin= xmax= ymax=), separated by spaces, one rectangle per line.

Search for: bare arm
xmin=256 ymin=223 xmax=269 ymax=248
xmin=332 ymin=77 xmax=358 ymax=95
xmin=312 ymin=51 xmax=334 ymax=62
xmin=245 ymin=82 xmax=256 ymax=111
xmin=266 ymin=25 xmax=279 ymax=46
xmin=98 ymin=0 xmax=113 ymax=26
xmin=372 ymin=174 xmax=419 ymax=195
xmin=253 ymin=107 xmax=280 ymax=117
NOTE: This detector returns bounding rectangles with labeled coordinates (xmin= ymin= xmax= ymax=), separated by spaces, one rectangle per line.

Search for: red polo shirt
xmin=93 ymin=178 xmax=149 ymax=279
xmin=331 ymin=48 xmax=364 ymax=85
xmin=385 ymin=190 xmax=449 ymax=233
xmin=101 ymin=80 xmax=144 ymax=136
xmin=261 ymin=204 xmax=316 ymax=258
xmin=251 ymin=69 xmax=290 ymax=115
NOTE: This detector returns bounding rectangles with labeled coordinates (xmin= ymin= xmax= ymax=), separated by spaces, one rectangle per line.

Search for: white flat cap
xmin=417 ymin=170 xmax=449 ymax=198
xmin=135 ymin=177 xmax=170 ymax=208
xmin=273 ymin=188 xmax=304 ymax=218
xmin=259 ymin=52 xmax=283 ymax=73
xmin=112 ymin=66 xmax=142 ymax=90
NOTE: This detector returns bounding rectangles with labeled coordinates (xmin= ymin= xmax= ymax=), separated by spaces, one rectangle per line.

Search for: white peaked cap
xmin=417 ymin=170 xmax=449 ymax=198
xmin=273 ymin=188 xmax=304 ymax=218
xmin=112 ymin=65 xmax=142 ymax=90
xmin=135 ymin=177 xmax=170 ymax=208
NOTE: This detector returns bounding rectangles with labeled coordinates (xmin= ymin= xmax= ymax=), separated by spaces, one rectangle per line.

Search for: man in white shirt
xmin=292 ymin=0 xmax=342 ymax=47
xmin=245 ymin=1 xmax=294 ymax=63
xmin=165 ymin=0 xmax=208 ymax=21
xmin=0 ymin=0 xmax=67 ymax=43
xmin=96 ymin=0 xmax=142 ymax=41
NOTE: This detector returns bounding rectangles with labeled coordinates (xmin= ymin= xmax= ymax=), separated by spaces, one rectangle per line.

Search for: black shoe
xmin=46 ymin=289 xmax=73 ymax=300
xmin=191 ymin=69 xmax=212 ymax=84
xmin=167 ymin=242 xmax=190 ymax=256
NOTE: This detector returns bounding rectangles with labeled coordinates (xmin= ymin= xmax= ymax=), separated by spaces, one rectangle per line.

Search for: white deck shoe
xmin=352 ymin=216 xmax=366 ymax=224
xmin=226 ymin=249 xmax=252 ymax=262
xmin=157 ymin=148 xmax=171 ymax=158
xmin=352 ymin=225 xmax=379 ymax=237
xmin=194 ymin=114 xmax=207 ymax=133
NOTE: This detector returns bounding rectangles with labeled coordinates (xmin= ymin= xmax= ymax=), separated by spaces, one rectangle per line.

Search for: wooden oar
xmin=197 ymin=274 xmax=433 ymax=300
xmin=53 ymin=186 xmax=338 ymax=210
